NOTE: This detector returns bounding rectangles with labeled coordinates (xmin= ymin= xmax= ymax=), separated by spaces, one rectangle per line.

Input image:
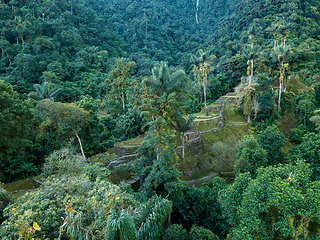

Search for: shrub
xmin=0 ymin=183 xmax=12 ymax=224
xmin=0 ymin=175 xmax=137 ymax=239
xmin=189 ymin=225 xmax=220 ymax=240
xmin=41 ymin=148 xmax=85 ymax=177
xmin=162 ymin=224 xmax=188 ymax=240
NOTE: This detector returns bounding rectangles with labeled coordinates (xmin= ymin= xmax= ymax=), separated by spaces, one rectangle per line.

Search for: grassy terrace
xmin=5 ymin=94 xmax=250 ymax=195
xmin=115 ymin=135 xmax=145 ymax=148
xmin=4 ymin=177 xmax=40 ymax=199
xmin=91 ymin=95 xmax=250 ymax=186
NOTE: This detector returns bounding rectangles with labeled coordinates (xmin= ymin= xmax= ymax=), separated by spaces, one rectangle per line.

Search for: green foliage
xmin=162 ymin=224 xmax=188 ymax=240
xmin=189 ymin=225 xmax=220 ymax=240
xmin=136 ymin=196 xmax=173 ymax=240
xmin=0 ymin=81 xmax=36 ymax=182
xmin=257 ymin=124 xmax=285 ymax=165
xmin=28 ymin=81 xmax=61 ymax=102
xmin=0 ymin=175 xmax=137 ymax=239
xmin=235 ymin=136 xmax=268 ymax=176
xmin=314 ymin=83 xmax=320 ymax=107
xmin=36 ymin=100 xmax=90 ymax=136
xmin=166 ymin=178 xmax=229 ymax=239
xmin=105 ymin=209 xmax=137 ymax=240
xmin=289 ymin=132 xmax=320 ymax=181
xmin=289 ymin=124 xmax=308 ymax=145
xmin=36 ymin=100 xmax=91 ymax=160
xmin=130 ymin=130 xmax=181 ymax=197
xmin=0 ymin=183 xmax=12 ymax=224
xmin=41 ymin=148 xmax=86 ymax=178
xmin=2 ymin=0 xmax=320 ymax=238
xmin=255 ymin=87 xmax=278 ymax=124
xmin=294 ymin=92 xmax=316 ymax=131
xmin=219 ymin=162 xmax=320 ymax=240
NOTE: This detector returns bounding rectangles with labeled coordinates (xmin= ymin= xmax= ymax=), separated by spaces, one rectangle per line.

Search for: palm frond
xmin=105 ymin=208 xmax=137 ymax=240
xmin=137 ymin=196 xmax=172 ymax=240
xmin=48 ymin=86 xmax=62 ymax=100
xmin=28 ymin=91 xmax=42 ymax=101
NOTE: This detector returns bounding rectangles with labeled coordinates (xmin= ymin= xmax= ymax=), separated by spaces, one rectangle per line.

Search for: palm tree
xmin=148 ymin=61 xmax=186 ymax=95
xmin=173 ymin=115 xmax=195 ymax=163
xmin=28 ymin=81 xmax=61 ymax=102
xmin=245 ymin=25 xmax=259 ymax=86
xmin=105 ymin=209 xmax=137 ymax=240
xmin=243 ymin=49 xmax=254 ymax=86
xmin=145 ymin=62 xmax=188 ymax=161
xmin=271 ymin=46 xmax=290 ymax=112
xmin=279 ymin=21 xmax=290 ymax=48
xmin=146 ymin=61 xmax=187 ymax=126
xmin=105 ymin=196 xmax=172 ymax=240
xmin=190 ymin=50 xmax=215 ymax=111
xmin=266 ymin=24 xmax=278 ymax=51
xmin=235 ymin=77 xmax=258 ymax=123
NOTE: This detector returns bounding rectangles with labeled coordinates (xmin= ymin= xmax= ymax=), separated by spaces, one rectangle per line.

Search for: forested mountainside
xmin=2 ymin=0 xmax=320 ymax=239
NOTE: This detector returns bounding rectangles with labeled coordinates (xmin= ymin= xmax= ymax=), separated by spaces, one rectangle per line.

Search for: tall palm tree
xmin=279 ymin=21 xmax=290 ymax=48
xmin=28 ymin=81 xmax=61 ymax=102
xmin=145 ymin=62 xmax=188 ymax=161
xmin=271 ymin=46 xmax=290 ymax=112
xmin=266 ymin=24 xmax=278 ymax=51
xmin=190 ymin=50 xmax=215 ymax=110
xmin=173 ymin=114 xmax=195 ymax=163
xmin=235 ymin=77 xmax=258 ymax=123
xmin=243 ymin=49 xmax=254 ymax=86
xmin=245 ymin=25 xmax=259 ymax=86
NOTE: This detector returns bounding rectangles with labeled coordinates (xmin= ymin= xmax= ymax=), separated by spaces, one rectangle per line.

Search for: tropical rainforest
xmin=1 ymin=0 xmax=320 ymax=239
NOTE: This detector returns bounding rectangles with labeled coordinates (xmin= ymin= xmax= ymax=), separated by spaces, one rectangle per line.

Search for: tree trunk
xmin=182 ymin=135 xmax=185 ymax=164
xmin=121 ymin=93 xmax=125 ymax=111
xmin=204 ymin=84 xmax=206 ymax=107
xmin=250 ymin=59 xmax=253 ymax=85
xmin=75 ymin=132 xmax=86 ymax=162
xmin=278 ymin=76 xmax=282 ymax=112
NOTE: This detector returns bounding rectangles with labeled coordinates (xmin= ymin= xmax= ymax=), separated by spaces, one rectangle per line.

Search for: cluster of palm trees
xmin=236 ymin=21 xmax=292 ymax=123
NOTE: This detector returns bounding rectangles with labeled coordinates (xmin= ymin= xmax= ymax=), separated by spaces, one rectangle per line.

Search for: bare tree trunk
xmin=182 ymin=135 xmax=185 ymax=164
xmin=278 ymin=77 xmax=282 ymax=112
xmin=75 ymin=132 xmax=86 ymax=162
xmin=203 ymin=83 xmax=207 ymax=108
xmin=250 ymin=59 xmax=253 ymax=85
xmin=121 ymin=93 xmax=125 ymax=111
xmin=196 ymin=0 xmax=199 ymax=24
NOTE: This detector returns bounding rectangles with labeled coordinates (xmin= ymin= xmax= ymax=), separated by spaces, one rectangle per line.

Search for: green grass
xmin=277 ymin=113 xmax=297 ymax=138
xmin=89 ymin=151 xmax=117 ymax=163
xmin=178 ymin=124 xmax=250 ymax=181
xmin=116 ymin=135 xmax=145 ymax=148
xmin=192 ymin=120 xmax=219 ymax=132
xmin=4 ymin=177 xmax=40 ymax=199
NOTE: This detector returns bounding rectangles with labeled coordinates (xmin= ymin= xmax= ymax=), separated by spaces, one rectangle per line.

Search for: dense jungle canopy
xmin=1 ymin=0 xmax=320 ymax=239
